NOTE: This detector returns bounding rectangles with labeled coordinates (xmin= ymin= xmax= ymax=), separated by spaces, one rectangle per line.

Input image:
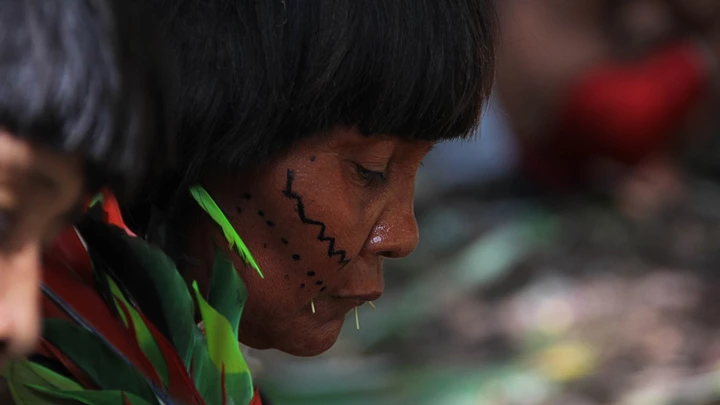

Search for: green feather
xmin=192 ymin=281 xmax=248 ymax=374
xmin=207 ymin=247 xmax=248 ymax=336
xmin=191 ymin=247 xmax=252 ymax=404
xmin=102 ymin=228 xmax=256 ymax=404
xmin=190 ymin=330 xmax=222 ymax=405
xmin=119 ymin=235 xmax=197 ymax=368
xmin=2 ymin=360 xmax=84 ymax=405
xmin=189 ymin=185 xmax=264 ymax=278
xmin=89 ymin=193 xmax=105 ymax=208
xmin=28 ymin=385 xmax=154 ymax=405
xmin=192 ymin=281 xmax=254 ymax=403
xmin=221 ymin=363 xmax=253 ymax=405
xmin=41 ymin=319 xmax=160 ymax=405
xmin=107 ymin=276 xmax=170 ymax=387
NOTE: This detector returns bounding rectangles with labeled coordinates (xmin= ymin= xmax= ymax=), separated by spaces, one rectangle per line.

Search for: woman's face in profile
xmin=0 ymin=131 xmax=83 ymax=368
xmin=187 ymin=126 xmax=433 ymax=356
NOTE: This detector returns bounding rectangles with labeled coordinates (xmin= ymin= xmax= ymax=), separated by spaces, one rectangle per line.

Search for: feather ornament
xmin=189 ymin=185 xmax=263 ymax=278
xmin=2 ymin=357 xmax=153 ymax=405
xmin=7 ymin=192 xmax=263 ymax=405
xmin=107 ymin=277 xmax=170 ymax=387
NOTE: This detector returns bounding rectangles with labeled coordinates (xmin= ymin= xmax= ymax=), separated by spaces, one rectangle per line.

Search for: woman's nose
xmin=364 ymin=197 xmax=420 ymax=259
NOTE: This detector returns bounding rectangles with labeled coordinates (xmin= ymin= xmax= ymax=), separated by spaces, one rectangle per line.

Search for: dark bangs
xmin=283 ymin=0 xmax=498 ymax=143
xmin=143 ymin=0 xmax=497 ymax=179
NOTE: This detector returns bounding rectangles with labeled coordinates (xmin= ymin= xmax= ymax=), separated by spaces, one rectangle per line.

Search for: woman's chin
xmin=276 ymin=318 xmax=345 ymax=357
xmin=241 ymin=316 xmax=345 ymax=357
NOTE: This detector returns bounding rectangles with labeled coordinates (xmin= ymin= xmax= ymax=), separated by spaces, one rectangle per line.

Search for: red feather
xmin=45 ymin=227 xmax=94 ymax=285
xmin=121 ymin=300 xmax=206 ymax=404
xmin=42 ymin=285 xmax=72 ymax=321
xmin=41 ymin=191 xmax=228 ymax=405
xmin=42 ymin=258 xmax=163 ymax=389
xmin=221 ymin=364 xmax=227 ymax=405
xmin=99 ymin=189 xmax=136 ymax=237
xmin=248 ymin=389 xmax=263 ymax=405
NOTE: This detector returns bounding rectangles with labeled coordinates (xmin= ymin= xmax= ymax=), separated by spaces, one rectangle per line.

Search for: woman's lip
xmin=331 ymin=292 xmax=382 ymax=302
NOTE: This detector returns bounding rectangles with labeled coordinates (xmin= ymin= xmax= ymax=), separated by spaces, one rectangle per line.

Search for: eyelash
xmin=354 ymin=163 xmax=387 ymax=187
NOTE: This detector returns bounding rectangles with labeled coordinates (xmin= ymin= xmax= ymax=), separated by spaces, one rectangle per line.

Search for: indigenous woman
xmin=3 ymin=0 xmax=498 ymax=404
xmin=138 ymin=0 xmax=497 ymax=357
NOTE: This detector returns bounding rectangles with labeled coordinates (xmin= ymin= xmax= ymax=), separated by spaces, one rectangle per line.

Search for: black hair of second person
xmin=0 ymin=0 xmax=176 ymax=198
xmin=139 ymin=0 xmax=497 ymax=185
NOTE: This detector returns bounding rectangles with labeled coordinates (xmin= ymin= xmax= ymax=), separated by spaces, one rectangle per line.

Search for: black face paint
xmin=310 ymin=155 xmax=316 ymax=162
xmin=237 ymin=207 xmax=242 ymax=214
xmin=258 ymin=210 xmax=264 ymax=217
xmin=283 ymin=169 xmax=350 ymax=269
xmin=320 ymin=286 xmax=327 ymax=292
xmin=300 ymin=283 xmax=306 ymax=288
xmin=307 ymin=271 xmax=315 ymax=277
xmin=281 ymin=238 xmax=289 ymax=245
xmin=266 ymin=220 xmax=275 ymax=227
xmin=284 ymin=274 xmax=289 ymax=279
xmin=315 ymin=280 xmax=323 ymax=286
xmin=243 ymin=193 xmax=252 ymax=199
xmin=292 ymin=254 xmax=301 ymax=261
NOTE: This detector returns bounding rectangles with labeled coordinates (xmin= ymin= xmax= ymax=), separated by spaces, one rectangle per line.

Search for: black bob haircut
xmin=0 ymin=0 xmax=175 ymax=198
xmin=141 ymin=0 xmax=497 ymax=183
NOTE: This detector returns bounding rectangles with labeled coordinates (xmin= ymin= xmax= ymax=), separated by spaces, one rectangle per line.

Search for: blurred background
xmin=258 ymin=0 xmax=720 ymax=404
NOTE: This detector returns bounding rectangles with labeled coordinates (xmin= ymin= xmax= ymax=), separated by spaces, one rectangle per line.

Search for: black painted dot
xmin=281 ymin=238 xmax=289 ymax=245
xmin=266 ymin=220 xmax=275 ymax=227
xmin=292 ymin=254 xmax=301 ymax=261
xmin=320 ymin=286 xmax=327 ymax=292
xmin=243 ymin=193 xmax=252 ymax=199
xmin=310 ymin=155 xmax=316 ymax=162
xmin=307 ymin=271 xmax=316 ymax=277
xmin=315 ymin=280 xmax=324 ymax=286
xmin=263 ymin=243 xmax=268 ymax=248
xmin=300 ymin=283 xmax=306 ymax=288
xmin=258 ymin=210 xmax=265 ymax=217
xmin=283 ymin=274 xmax=289 ymax=280
xmin=237 ymin=207 xmax=242 ymax=214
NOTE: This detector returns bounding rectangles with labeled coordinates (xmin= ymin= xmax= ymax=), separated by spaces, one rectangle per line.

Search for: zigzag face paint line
xmin=282 ymin=168 xmax=351 ymax=269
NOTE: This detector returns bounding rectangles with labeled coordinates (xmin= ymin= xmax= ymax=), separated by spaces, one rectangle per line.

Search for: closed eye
xmin=354 ymin=163 xmax=387 ymax=187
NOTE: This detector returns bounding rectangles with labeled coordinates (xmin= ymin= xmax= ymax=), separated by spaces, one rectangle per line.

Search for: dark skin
xmin=183 ymin=126 xmax=432 ymax=356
